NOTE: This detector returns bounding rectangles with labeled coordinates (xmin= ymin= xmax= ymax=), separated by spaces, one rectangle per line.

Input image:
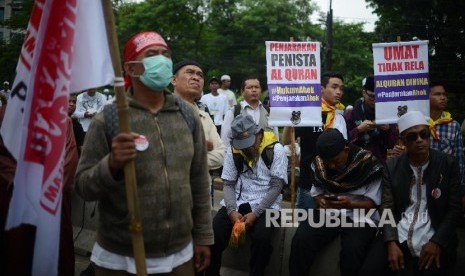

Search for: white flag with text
xmin=0 ymin=0 xmax=114 ymax=275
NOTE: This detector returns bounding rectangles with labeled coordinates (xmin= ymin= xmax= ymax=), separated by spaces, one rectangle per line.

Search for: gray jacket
xmin=75 ymin=92 xmax=213 ymax=257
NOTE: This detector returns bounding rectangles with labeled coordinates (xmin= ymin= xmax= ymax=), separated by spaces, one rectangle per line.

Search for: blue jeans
xmin=296 ymin=187 xmax=315 ymax=209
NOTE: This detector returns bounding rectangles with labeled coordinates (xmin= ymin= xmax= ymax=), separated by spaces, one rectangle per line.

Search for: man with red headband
xmin=75 ymin=31 xmax=213 ymax=275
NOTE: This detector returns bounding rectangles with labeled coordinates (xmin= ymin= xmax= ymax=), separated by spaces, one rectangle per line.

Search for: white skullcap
xmin=397 ymin=111 xmax=428 ymax=134
xmin=103 ymin=88 xmax=110 ymax=93
xmin=221 ymin=75 xmax=231 ymax=81
xmin=3 ymin=81 xmax=9 ymax=85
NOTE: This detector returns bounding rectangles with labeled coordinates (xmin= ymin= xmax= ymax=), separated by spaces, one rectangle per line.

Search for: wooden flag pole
xmin=101 ymin=1 xmax=147 ymax=275
xmin=289 ymin=37 xmax=297 ymax=220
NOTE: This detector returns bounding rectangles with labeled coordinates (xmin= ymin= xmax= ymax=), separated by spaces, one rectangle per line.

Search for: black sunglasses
xmin=404 ymin=129 xmax=430 ymax=142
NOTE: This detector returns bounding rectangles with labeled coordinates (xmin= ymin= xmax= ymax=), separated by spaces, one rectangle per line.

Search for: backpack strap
xmin=175 ymin=97 xmax=196 ymax=136
xmin=233 ymin=103 xmax=241 ymax=118
xmin=103 ymin=104 xmax=119 ymax=147
xmin=232 ymin=141 xmax=278 ymax=179
xmin=103 ymin=98 xmax=196 ymax=146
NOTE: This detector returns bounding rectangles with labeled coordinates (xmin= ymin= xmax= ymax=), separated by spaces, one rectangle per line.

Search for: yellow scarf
xmin=428 ymin=111 xmax=453 ymax=141
xmin=232 ymin=131 xmax=278 ymax=169
xmin=321 ymin=99 xmax=345 ymax=129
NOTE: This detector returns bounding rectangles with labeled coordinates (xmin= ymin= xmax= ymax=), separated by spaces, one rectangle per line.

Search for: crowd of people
xmin=0 ymin=29 xmax=464 ymax=276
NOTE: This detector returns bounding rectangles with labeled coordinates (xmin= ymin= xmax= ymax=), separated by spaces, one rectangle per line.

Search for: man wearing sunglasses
xmin=380 ymin=111 xmax=461 ymax=275
xmin=345 ymin=75 xmax=398 ymax=165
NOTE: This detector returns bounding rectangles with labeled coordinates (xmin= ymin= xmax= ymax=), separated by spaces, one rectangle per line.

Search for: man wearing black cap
xmin=289 ymin=128 xmax=383 ymax=276
xmin=201 ymin=76 xmax=229 ymax=134
xmin=172 ymin=60 xmax=225 ymax=205
xmin=206 ymin=114 xmax=288 ymax=276
xmin=345 ymin=75 xmax=398 ymax=164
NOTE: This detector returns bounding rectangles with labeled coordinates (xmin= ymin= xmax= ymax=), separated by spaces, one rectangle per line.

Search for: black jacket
xmin=381 ymin=149 xmax=461 ymax=255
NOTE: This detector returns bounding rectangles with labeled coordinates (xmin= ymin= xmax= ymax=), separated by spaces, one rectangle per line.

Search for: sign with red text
xmin=0 ymin=0 xmax=114 ymax=275
xmin=372 ymin=41 xmax=429 ymax=124
xmin=265 ymin=41 xmax=322 ymax=126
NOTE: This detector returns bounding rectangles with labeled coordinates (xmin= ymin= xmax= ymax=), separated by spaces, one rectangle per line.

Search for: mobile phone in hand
xmin=325 ymin=195 xmax=339 ymax=201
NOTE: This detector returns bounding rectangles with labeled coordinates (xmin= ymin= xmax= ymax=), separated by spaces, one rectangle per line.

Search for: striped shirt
xmin=221 ymin=143 xmax=288 ymax=212
xmin=430 ymin=118 xmax=464 ymax=183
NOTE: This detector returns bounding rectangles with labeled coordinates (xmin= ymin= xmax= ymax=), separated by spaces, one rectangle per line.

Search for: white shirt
xmin=221 ymin=101 xmax=280 ymax=148
xmin=397 ymin=162 xmax=434 ymax=257
xmin=220 ymin=143 xmax=288 ymax=212
xmin=73 ymin=92 xmax=107 ymax=131
xmin=310 ymin=178 xmax=381 ymax=224
xmin=0 ymin=88 xmax=11 ymax=101
xmin=333 ymin=113 xmax=348 ymax=139
xmin=200 ymin=93 xmax=229 ymax=126
xmin=218 ymin=88 xmax=237 ymax=108
xmin=90 ymin=241 xmax=193 ymax=274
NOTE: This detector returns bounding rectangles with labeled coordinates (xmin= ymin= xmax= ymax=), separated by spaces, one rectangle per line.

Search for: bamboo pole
xmin=289 ymin=37 xmax=296 ymax=220
xmin=101 ymin=1 xmax=147 ymax=275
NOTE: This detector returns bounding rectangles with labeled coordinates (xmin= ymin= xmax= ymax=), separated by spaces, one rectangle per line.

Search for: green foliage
xmin=0 ymin=0 xmax=33 ymax=84
xmin=0 ymin=0 xmax=378 ymax=113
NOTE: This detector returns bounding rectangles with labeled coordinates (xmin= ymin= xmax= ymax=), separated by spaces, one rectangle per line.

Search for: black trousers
xmin=204 ymin=206 xmax=275 ymax=276
xmin=360 ymin=237 xmax=450 ymax=276
xmin=289 ymin=212 xmax=377 ymax=276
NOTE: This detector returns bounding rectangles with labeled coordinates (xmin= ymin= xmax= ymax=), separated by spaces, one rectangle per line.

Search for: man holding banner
xmin=345 ymin=75 xmax=398 ymax=165
xmin=75 ymin=31 xmax=213 ymax=275
xmin=282 ymin=71 xmax=347 ymax=209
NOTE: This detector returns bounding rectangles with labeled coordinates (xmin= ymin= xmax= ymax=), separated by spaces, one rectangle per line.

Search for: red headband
xmin=123 ymin=31 xmax=168 ymax=62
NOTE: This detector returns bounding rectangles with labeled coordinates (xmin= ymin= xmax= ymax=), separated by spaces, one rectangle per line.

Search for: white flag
xmin=0 ymin=0 xmax=114 ymax=275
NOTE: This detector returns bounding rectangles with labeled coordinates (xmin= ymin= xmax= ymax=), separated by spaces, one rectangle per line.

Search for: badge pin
xmin=431 ymin=188 xmax=441 ymax=199
xmin=134 ymin=135 xmax=149 ymax=151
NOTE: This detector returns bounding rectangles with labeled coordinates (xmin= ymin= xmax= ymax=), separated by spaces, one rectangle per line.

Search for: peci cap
xmin=209 ymin=76 xmax=220 ymax=84
xmin=315 ymin=129 xmax=346 ymax=159
xmin=123 ymin=31 xmax=169 ymax=62
xmin=231 ymin=114 xmax=261 ymax=150
xmin=397 ymin=111 xmax=428 ymax=134
xmin=221 ymin=75 xmax=231 ymax=81
xmin=363 ymin=76 xmax=375 ymax=92
xmin=173 ymin=59 xmax=202 ymax=74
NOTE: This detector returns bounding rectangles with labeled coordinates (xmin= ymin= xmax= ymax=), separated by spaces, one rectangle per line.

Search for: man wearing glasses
xmin=380 ymin=111 xmax=461 ymax=275
xmin=345 ymin=75 xmax=398 ymax=164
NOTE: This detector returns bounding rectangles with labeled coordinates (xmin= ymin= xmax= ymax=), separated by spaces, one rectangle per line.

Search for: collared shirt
xmin=221 ymin=143 xmax=288 ymax=212
xmin=397 ymin=162 xmax=434 ymax=257
xmin=221 ymin=100 xmax=279 ymax=148
xmin=90 ymin=241 xmax=193 ymax=274
xmin=430 ymin=116 xmax=465 ymax=183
